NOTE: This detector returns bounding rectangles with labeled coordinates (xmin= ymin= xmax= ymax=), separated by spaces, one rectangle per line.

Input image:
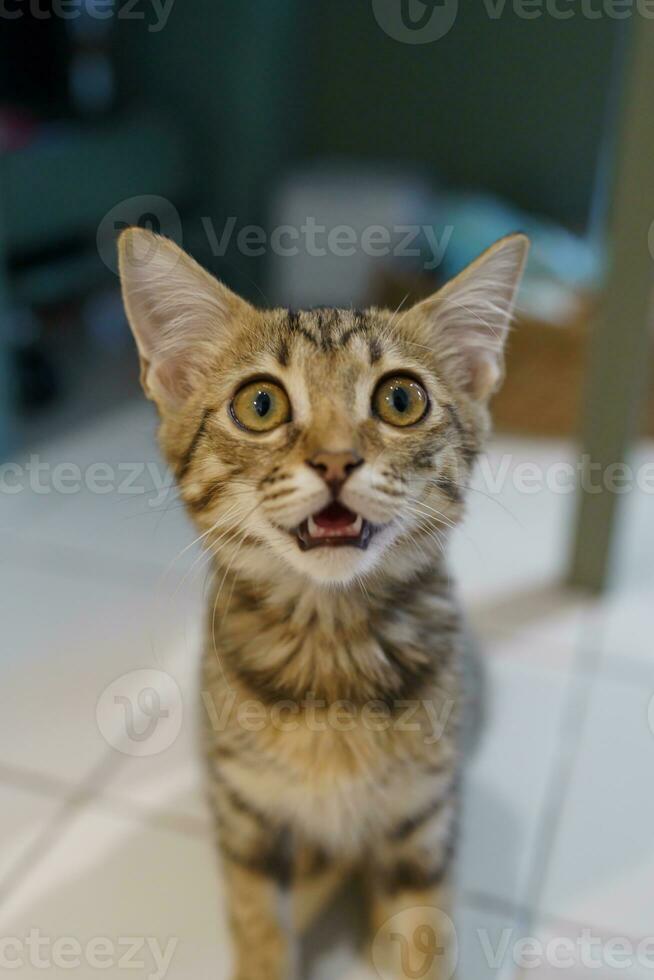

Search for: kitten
xmin=118 ymin=228 xmax=528 ymax=980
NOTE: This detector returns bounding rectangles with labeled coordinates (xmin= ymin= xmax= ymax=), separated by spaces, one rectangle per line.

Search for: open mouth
xmin=295 ymin=502 xmax=373 ymax=551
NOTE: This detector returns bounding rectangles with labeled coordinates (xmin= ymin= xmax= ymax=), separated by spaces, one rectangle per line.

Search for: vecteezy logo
xmin=371 ymin=906 xmax=458 ymax=979
xmin=96 ymin=194 xmax=183 ymax=276
xmin=116 ymin=687 xmax=169 ymax=743
xmin=372 ymin=0 xmax=458 ymax=43
xmin=96 ymin=669 xmax=183 ymax=757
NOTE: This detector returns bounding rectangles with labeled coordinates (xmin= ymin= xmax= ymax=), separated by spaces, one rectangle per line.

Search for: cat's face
xmin=119 ymin=230 xmax=528 ymax=586
xmin=164 ymin=307 xmax=472 ymax=586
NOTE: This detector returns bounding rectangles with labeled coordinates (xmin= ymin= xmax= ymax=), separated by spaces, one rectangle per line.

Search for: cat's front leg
xmin=210 ymin=778 xmax=292 ymax=980
xmin=367 ymin=797 xmax=459 ymax=980
xmin=222 ymin=855 xmax=291 ymax=980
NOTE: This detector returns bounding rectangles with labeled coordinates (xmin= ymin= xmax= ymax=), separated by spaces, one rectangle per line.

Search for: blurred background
xmin=0 ymin=2 xmax=653 ymax=978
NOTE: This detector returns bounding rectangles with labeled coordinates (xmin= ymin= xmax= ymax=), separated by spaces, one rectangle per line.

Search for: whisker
xmin=426 ymin=476 xmax=523 ymax=528
xmin=168 ymin=503 xmax=245 ymax=597
xmin=209 ymin=500 xmax=262 ymax=682
xmin=404 ymin=501 xmax=482 ymax=563
xmin=405 ymin=497 xmax=458 ymax=530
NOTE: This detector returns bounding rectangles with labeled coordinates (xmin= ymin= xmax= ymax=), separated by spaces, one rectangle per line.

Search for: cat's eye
xmin=373 ymin=375 xmax=428 ymax=427
xmin=230 ymin=379 xmax=291 ymax=432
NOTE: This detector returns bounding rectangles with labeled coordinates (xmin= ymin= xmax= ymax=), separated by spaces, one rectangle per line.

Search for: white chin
xmin=282 ymin=539 xmax=383 ymax=585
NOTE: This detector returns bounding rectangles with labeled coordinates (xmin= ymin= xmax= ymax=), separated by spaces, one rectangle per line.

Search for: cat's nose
xmin=307 ymin=450 xmax=363 ymax=495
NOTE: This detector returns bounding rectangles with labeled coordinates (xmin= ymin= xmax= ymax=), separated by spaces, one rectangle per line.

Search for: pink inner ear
xmin=150 ymin=353 xmax=194 ymax=406
xmin=467 ymin=353 xmax=502 ymax=400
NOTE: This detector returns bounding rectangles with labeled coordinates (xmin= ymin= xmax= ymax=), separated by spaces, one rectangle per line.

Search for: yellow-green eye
xmin=373 ymin=375 xmax=428 ymax=427
xmin=231 ymin=379 xmax=291 ymax=432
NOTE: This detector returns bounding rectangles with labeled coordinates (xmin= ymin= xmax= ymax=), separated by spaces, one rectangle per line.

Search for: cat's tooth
xmin=307 ymin=512 xmax=363 ymax=538
xmin=308 ymin=514 xmax=320 ymax=537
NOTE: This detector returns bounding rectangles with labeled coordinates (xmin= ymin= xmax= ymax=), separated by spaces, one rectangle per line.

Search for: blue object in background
xmin=435 ymin=192 xmax=605 ymax=288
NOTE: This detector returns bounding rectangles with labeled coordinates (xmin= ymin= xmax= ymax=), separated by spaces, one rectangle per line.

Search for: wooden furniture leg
xmin=569 ymin=19 xmax=654 ymax=591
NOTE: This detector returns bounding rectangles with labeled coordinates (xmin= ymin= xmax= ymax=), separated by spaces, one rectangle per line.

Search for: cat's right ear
xmin=118 ymin=229 xmax=252 ymax=411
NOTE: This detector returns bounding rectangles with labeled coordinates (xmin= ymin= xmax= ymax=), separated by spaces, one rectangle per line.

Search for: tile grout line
xmin=0 ymin=762 xmax=74 ymax=800
xmin=0 ymin=756 xmax=210 ymax=907
xmin=0 ymin=751 xmax=122 ymax=908
xmin=512 ymin=605 xmax=609 ymax=977
xmin=459 ymin=888 xmax=530 ymax=921
xmin=538 ymin=910 xmax=654 ymax=947
xmin=457 ymin=890 xmax=533 ymax=980
xmin=0 ymin=763 xmax=210 ymax=839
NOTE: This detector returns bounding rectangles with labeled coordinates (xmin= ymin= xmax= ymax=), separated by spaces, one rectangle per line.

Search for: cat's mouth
xmin=295 ymin=502 xmax=373 ymax=551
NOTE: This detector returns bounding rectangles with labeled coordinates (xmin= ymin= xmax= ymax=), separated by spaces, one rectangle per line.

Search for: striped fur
xmin=118 ymin=229 xmax=529 ymax=979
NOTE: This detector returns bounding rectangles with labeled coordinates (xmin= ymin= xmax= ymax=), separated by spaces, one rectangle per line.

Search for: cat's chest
xmin=205 ymin=580 xmax=460 ymax=848
xmin=218 ymin=697 xmax=455 ymax=851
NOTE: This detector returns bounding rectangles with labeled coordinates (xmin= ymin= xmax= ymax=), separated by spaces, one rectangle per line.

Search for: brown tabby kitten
xmin=118 ymin=228 xmax=528 ymax=980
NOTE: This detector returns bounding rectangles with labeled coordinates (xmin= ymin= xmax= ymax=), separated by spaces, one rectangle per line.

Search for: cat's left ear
xmin=409 ymin=233 xmax=529 ymax=401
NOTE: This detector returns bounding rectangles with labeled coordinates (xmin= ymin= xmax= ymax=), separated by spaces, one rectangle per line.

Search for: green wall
xmin=116 ymin=0 xmax=307 ymax=294
xmin=302 ymin=2 xmax=619 ymax=227
xmin=116 ymin=0 xmax=619 ymax=284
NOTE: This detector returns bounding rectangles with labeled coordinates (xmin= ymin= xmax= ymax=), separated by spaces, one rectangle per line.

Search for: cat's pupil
xmin=393 ymin=387 xmax=410 ymax=413
xmin=254 ymin=391 xmax=271 ymax=417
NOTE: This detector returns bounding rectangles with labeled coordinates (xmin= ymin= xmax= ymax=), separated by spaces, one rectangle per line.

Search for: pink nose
xmin=306 ymin=450 xmax=363 ymax=493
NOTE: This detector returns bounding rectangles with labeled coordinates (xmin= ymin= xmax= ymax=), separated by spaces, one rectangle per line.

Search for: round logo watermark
xmin=96 ymin=668 xmax=183 ymax=757
xmin=371 ymin=905 xmax=458 ymax=979
xmin=372 ymin=0 xmax=459 ymax=43
xmin=96 ymin=194 xmax=183 ymax=276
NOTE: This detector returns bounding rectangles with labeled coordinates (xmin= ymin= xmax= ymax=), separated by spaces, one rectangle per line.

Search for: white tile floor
xmin=0 ymin=401 xmax=652 ymax=979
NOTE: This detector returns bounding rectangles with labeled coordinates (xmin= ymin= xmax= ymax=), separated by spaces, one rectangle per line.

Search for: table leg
xmin=569 ymin=19 xmax=654 ymax=591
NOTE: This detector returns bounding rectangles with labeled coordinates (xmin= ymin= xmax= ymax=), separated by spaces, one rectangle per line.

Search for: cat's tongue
xmin=298 ymin=502 xmax=370 ymax=550
xmin=312 ymin=502 xmax=358 ymax=530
